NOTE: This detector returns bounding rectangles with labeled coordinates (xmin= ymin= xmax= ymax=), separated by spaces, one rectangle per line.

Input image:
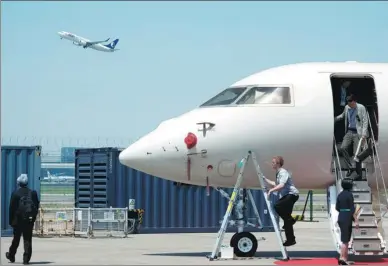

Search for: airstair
xmin=328 ymin=111 xmax=388 ymax=257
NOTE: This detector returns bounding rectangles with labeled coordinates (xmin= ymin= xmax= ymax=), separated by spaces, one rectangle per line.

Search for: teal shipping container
xmin=1 ymin=146 xmax=42 ymax=236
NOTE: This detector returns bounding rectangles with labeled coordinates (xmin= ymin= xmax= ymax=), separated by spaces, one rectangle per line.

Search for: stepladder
xmin=207 ymin=150 xmax=290 ymax=261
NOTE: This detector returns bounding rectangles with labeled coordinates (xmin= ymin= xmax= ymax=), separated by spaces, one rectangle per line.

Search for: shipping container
xmin=75 ymin=148 xmax=278 ymax=233
xmin=1 ymin=146 xmax=42 ymax=236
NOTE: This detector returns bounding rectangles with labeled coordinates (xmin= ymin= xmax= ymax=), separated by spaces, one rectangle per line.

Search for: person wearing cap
xmin=335 ymin=94 xmax=369 ymax=180
xmin=5 ymin=174 xmax=39 ymax=265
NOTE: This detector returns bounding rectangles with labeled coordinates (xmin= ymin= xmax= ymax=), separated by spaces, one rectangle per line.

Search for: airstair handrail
xmin=367 ymin=111 xmax=388 ymax=216
xmin=354 ymin=138 xmax=364 ymax=159
xmin=333 ymin=136 xmax=344 ymax=182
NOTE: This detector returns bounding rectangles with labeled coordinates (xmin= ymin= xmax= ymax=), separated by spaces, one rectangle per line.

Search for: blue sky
xmin=1 ymin=1 xmax=388 ymax=150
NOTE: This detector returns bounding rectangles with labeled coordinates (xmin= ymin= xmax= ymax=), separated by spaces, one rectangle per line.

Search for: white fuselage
xmin=119 ymin=62 xmax=388 ymax=191
xmin=58 ymin=31 xmax=114 ymax=52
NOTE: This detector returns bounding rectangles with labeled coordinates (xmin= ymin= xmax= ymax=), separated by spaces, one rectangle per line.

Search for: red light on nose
xmin=184 ymin=132 xmax=197 ymax=149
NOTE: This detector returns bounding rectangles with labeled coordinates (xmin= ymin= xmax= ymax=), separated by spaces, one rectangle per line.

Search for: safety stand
xmin=207 ymin=150 xmax=290 ymax=261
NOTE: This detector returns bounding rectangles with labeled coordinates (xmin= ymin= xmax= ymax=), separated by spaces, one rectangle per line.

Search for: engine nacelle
xmin=72 ymin=41 xmax=83 ymax=46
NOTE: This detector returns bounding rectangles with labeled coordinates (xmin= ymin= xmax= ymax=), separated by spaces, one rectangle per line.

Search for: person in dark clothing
xmin=5 ymin=174 xmax=39 ymax=265
xmin=264 ymin=156 xmax=300 ymax=247
xmin=335 ymin=178 xmax=359 ymax=265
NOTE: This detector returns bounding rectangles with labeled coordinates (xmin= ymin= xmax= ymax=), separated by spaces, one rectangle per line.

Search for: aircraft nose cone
xmin=119 ymin=139 xmax=154 ymax=173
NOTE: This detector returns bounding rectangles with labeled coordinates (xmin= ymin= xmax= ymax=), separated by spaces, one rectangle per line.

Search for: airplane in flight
xmin=57 ymin=31 xmax=119 ymax=52
xmin=118 ymin=61 xmax=388 ymax=259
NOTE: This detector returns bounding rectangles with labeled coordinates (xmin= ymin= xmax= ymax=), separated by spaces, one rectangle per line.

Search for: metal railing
xmin=366 ymin=111 xmax=388 ymax=220
xmin=33 ymin=207 xmax=137 ymax=238
xmin=333 ymin=136 xmax=344 ymax=194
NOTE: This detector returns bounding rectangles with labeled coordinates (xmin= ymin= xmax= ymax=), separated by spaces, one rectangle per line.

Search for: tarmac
xmin=4 ymin=217 xmax=384 ymax=265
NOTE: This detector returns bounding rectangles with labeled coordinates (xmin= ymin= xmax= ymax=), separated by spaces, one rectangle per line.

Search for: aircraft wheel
xmin=230 ymin=233 xmax=238 ymax=247
xmin=230 ymin=232 xmax=257 ymax=257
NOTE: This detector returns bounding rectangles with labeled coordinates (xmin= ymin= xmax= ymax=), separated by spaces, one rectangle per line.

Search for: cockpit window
xmin=236 ymin=86 xmax=292 ymax=105
xmin=200 ymin=87 xmax=247 ymax=107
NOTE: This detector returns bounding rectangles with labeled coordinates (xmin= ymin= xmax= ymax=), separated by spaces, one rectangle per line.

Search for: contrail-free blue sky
xmin=2 ymin=1 xmax=387 ymax=148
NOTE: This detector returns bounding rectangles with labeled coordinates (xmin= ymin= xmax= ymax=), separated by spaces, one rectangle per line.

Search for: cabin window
xmin=236 ymin=86 xmax=292 ymax=105
xmin=200 ymin=87 xmax=247 ymax=107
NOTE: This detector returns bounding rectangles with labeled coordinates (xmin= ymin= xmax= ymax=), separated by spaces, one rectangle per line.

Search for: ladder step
xmin=352 ymin=226 xmax=379 ymax=239
xmin=352 ymin=238 xmax=383 ymax=252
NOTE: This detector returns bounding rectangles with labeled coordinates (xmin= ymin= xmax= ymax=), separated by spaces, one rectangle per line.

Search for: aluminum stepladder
xmin=207 ymin=150 xmax=290 ymax=261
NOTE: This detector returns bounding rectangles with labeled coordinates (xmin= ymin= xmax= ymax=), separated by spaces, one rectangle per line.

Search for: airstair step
xmin=358 ymin=203 xmax=374 ymax=215
xmin=357 ymin=214 xmax=377 ymax=227
xmin=352 ymin=181 xmax=370 ymax=191
xmin=352 ymin=238 xmax=383 ymax=253
xmin=352 ymin=191 xmax=372 ymax=204
xmin=352 ymin=226 xmax=379 ymax=239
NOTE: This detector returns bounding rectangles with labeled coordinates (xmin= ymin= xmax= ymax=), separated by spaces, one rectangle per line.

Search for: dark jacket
xmin=335 ymin=190 xmax=355 ymax=223
xmin=9 ymin=186 xmax=40 ymax=227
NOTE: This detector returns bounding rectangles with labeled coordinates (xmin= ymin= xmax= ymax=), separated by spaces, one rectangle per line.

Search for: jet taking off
xmin=57 ymin=31 xmax=119 ymax=52
xmin=119 ymin=62 xmax=388 ymax=259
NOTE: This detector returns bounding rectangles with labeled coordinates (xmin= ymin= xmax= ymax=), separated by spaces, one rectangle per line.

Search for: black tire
xmin=232 ymin=232 xmax=258 ymax=257
xmin=230 ymin=233 xmax=238 ymax=247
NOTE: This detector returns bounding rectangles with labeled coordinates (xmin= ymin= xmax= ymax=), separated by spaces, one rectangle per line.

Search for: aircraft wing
xmin=84 ymin=38 xmax=110 ymax=47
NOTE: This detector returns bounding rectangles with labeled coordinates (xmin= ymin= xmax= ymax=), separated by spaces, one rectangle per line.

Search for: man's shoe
xmin=6 ymin=252 xmax=15 ymax=263
xmin=353 ymin=175 xmax=363 ymax=181
xmin=23 ymin=255 xmax=30 ymax=264
xmin=283 ymin=240 xmax=296 ymax=246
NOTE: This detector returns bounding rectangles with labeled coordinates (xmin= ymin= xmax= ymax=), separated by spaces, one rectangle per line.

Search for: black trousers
xmin=274 ymin=194 xmax=299 ymax=241
xmin=8 ymin=221 xmax=34 ymax=262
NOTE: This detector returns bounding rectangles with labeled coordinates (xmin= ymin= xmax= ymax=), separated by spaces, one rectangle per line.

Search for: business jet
xmin=118 ymin=61 xmax=388 ymax=259
xmin=57 ymin=31 xmax=119 ymax=52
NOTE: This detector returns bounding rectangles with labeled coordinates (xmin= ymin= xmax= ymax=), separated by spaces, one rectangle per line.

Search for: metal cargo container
xmin=1 ymin=146 xmax=42 ymax=235
xmin=75 ymin=147 xmax=278 ymax=233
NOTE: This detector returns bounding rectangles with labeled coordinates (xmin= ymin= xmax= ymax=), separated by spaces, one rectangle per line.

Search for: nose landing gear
xmin=230 ymin=231 xmax=258 ymax=257
xmin=207 ymin=151 xmax=290 ymax=262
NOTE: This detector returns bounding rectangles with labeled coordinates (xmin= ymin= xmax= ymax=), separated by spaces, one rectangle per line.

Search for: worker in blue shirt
xmin=265 ymin=156 xmax=299 ymax=247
